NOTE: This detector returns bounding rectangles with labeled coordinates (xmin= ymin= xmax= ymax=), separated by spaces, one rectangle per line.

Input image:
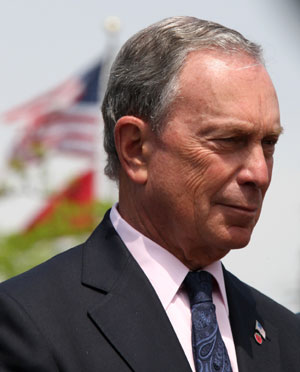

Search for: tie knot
xmin=184 ymin=271 xmax=213 ymax=306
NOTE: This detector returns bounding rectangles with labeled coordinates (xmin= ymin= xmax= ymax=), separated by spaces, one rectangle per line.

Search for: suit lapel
xmin=223 ymin=268 xmax=280 ymax=372
xmin=81 ymin=213 xmax=192 ymax=372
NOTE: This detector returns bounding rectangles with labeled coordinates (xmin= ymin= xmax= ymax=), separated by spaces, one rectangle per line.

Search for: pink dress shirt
xmin=110 ymin=205 xmax=239 ymax=372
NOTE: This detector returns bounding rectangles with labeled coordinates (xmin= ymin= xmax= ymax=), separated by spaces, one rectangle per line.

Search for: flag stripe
xmin=5 ymin=61 xmax=102 ymax=162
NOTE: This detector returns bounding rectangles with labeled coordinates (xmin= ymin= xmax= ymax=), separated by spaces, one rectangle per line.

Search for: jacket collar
xmin=223 ymin=267 xmax=280 ymax=372
xmin=81 ymin=211 xmax=192 ymax=372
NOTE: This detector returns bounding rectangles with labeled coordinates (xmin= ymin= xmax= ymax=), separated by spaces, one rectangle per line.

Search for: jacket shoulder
xmin=0 ymin=243 xmax=84 ymax=298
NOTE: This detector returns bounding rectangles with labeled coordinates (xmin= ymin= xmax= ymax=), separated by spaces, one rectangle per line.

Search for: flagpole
xmin=100 ymin=16 xmax=121 ymax=101
xmin=94 ymin=17 xmax=121 ymax=204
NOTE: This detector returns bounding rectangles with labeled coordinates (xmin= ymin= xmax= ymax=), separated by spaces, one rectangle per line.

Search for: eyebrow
xmin=271 ymin=126 xmax=284 ymax=136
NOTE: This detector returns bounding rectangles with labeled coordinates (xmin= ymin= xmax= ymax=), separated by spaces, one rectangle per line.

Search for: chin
xmin=227 ymin=232 xmax=252 ymax=249
xmin=220 ymin=225 xmax=253 ymax=250
xmin=230 ymin=241 xmax=250 ymax=250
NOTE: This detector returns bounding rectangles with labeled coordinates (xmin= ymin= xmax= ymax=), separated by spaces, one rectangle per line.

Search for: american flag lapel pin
xmin=254 ymin=320 xmax=266 ymax=344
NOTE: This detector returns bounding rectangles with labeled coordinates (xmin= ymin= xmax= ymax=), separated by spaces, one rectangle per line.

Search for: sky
xmin=0 ymin=0 xmax=299 ymax=311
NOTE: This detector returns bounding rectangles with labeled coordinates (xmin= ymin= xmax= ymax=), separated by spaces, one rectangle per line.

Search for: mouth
xmin=218 ymin=203 xmax=258 ymax=215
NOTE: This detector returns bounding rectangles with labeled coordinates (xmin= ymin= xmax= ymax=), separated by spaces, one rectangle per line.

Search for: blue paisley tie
xmin=184 ymin=271 xmax=232 ymax=372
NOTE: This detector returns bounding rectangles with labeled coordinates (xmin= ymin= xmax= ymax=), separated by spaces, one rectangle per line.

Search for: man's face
xmin=144 ymin=51 xmax=282 ymax=269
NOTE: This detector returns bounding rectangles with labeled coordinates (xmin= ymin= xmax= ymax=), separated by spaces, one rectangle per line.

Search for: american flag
xmin=4 ymin=61 xmax=102 ymax=163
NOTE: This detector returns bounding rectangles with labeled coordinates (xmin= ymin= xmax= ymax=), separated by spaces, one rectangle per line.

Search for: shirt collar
xmin=202 ymin=261 xmax=229 ymax=316
xmin=110 ymin=204 xmax=229 ymax=315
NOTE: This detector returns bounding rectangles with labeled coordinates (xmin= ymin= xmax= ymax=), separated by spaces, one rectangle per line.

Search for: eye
xmin=214 ymin=136 xmax=246 ymax=145
xmin=220 ymin=137 xmax=241 ymax=142
xmin=262 ymin=137 xmax=279 ymax=146
xmin=262 ymin=136 xmax=279 ymax=156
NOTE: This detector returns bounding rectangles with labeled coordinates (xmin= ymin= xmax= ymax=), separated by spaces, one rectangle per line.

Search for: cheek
xmin=180 ymin=146 xmax=216 ymax=193
xmin=147 ymin=150 xmax=187 ymax=205
xmin=182 ymin=148 xmax=233 ymax=200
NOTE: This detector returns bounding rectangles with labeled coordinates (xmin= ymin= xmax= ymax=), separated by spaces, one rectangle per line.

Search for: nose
xmin=236 ymin=145 xmax=272 ymax=189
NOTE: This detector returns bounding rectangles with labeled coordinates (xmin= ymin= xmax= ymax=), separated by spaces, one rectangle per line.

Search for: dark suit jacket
xmin=0 ymin=211 xmax=299 ymax=371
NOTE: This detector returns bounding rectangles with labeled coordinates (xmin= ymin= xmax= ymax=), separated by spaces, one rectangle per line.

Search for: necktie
xmin=184 ymin=271 xmax=232 ymax=372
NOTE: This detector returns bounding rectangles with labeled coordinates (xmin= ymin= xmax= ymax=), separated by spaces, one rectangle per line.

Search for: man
xmin=0 ymin=16 xmax=299 ymax=371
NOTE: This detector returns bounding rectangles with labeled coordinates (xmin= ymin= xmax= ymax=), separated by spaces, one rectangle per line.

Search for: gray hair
xmin=101 ymin=16 xmax=263 ymax=181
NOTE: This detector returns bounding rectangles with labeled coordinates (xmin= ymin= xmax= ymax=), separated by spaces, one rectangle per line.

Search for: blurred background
xmin=0 ymin=0 xmax=299 ymax=311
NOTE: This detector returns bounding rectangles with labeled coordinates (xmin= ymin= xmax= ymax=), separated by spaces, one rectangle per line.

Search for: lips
xmin=217 ymin=203 xmax=260 ymax=226
xmin=224 ymin=204 xmax=258 ymax=212
xmin=215 ymin=202 xmax=260 ymax=217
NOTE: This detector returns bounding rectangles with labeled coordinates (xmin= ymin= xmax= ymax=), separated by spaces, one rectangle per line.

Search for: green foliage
xmin=0 ymin=200 xmax=112 ymax=281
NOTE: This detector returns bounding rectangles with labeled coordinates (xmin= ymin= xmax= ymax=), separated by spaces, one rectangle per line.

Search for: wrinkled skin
xmin=118 ymin=51 xmax=282 ymax=269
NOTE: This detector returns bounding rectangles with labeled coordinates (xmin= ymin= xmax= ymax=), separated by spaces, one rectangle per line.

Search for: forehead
xmin=180 ymin=49 xmax=262 ymax=81
xmin=178 ymin=50 xmax=272 ymax=100
xmin=173 ymin=50 xmax=281 ymax=132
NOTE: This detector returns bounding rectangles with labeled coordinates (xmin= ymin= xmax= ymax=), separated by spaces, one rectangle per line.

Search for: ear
xmin=114 ymin=116 xmax=153 ymax=184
